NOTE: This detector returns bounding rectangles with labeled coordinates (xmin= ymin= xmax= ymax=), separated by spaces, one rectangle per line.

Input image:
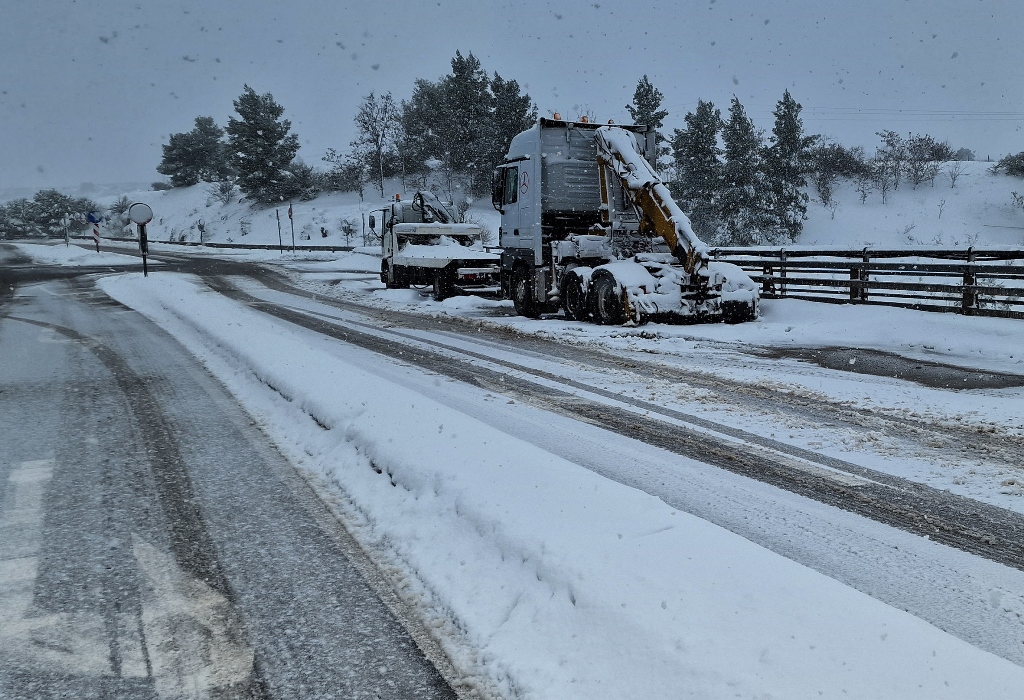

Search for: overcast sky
xmin=1 ymin=0 xmax=1021 ymax=195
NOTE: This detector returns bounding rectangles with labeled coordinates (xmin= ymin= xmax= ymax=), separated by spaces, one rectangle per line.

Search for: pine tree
xmin=719 ymin=97 xmax=774 ymax=245
xmin=669 ymin=100 xmax=723 ymax=239
xmin=399 ymin=52 xmax=492 ymax=199
xmin=765 ymin=90 xmax=816 ymax=241
xmin=625 ymin=75 xmax=670 ymax=165
xmin=439 ymin=51 xmax=494 ymax=196
xmin=156 ymin=116 xmax=231 ymax=187
xmin=484 ymin=73 xmax=537 ymax=180
xmin=225 ymin=85 xmax=301 ymax=204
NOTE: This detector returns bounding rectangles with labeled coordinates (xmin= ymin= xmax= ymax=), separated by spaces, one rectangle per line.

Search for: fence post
xmin=962 ymin=246 xmax=977 ymax=314
xmin=861 ymin=247 xmax=870 ymax=302
xmin=779 ymin=249 xmax=788 ymax=298
xmin=763 ymin=263 xmax=775 ymax=297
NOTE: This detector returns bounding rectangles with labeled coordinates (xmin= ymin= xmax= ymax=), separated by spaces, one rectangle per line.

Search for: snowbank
xmin=98 ymin=272 xmax=1024 ymax=700
xmin=11 ymin=241 xmax=150 ymax=267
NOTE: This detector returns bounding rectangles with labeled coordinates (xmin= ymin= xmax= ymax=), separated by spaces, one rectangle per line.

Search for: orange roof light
xmin=607 ymin=119 xmax=615 ymax=124
xmin=580 ymin=115 xmax=589 ymax=123
xmin=553 ymin=112 xmax=561 ymax=120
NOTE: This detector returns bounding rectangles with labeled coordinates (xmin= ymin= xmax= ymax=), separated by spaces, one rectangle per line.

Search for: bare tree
xmin=351 ymin=92 xmax=401 ymax=198
xmin=854 ymin=173 xmax=873 ymax=203
xmin=1012 ymin=192 xmax=1024 ymax=216
xmin=947 ymin=160 xmax=966 ymax=188
xmin=875 ymin=130 xmax=906 ymax=190
xmin=871 ymin=159 xmax=893 ymax=204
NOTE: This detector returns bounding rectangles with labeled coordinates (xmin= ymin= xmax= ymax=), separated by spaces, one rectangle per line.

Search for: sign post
xmin=128 ymin=202 xmax=154 ymax=277
xmin=276 ymin=209 xmax=283 ymax=254
xmin=288 ymin=202 xmax=295 ymax=253
xmin=87 ymin=211 xmax=102 ymax=252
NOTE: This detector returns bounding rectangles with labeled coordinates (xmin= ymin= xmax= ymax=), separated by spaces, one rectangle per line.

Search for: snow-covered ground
xmin=95 ymin=271 xmax=1024 ymax=699
xmin=13 ymin=165 xmax=1024 ymax=697
xmin=800 ymin=162 xmax=1024 ymax=248
xmin=10 ymin=241 xmax=151 ymax=267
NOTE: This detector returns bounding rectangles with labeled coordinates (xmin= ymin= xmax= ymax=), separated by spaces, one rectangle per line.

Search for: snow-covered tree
xmin=905 ymin=134 xmax=947 ymax=188
xmin=0 ymin=199 xmax=35 ymax=238
xmin=399 ymin=51 xmax=535 ymax=199
xmin=626 ymin=75 xmax=670 ymax=165
xmin=719 ymin=97 xmax=775 ymax=245
xmin=226 ymin=85 xmax=301 ymax=204
xmin=401 ymin=52 xmax=493 ymax=198
xmin=157 ymin=116 xmax=232 ymax=187
xmin=990 ymin=152 xmax=1024 ymax=177
xmin=764 ymin=90 xmax=817 ymax=241
xmin=0 ymin=190 xmax=98 ymax=238
xmin=807 ymin=141 xmax=869 ymax=206
xmin=874 ymin=130 xmax=907 ymax=190
xmin=669 ymin=99 xmax=724 ymax=239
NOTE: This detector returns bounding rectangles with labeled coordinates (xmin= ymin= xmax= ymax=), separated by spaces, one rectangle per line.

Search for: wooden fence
xmin=709 ymin=247 xmax=1024 ymax=320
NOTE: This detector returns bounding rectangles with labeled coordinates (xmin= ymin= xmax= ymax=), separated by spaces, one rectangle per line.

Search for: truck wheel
xmin=589 ymin=270 xmax=626 ymax=325
xmin=380 ymin=261 xmax=389 ymax=285
xmin=432 ymin=269 xmax=454 ymax=301
xmin=723 ymin=298 xmax=757 ymax=323
xmin=562 ymin=272 xmax=588 ymax=321
xmin=512 ymin=266 xmax=540 ymax=318
xmin=392 ymin=265 xmax=410 ymax=289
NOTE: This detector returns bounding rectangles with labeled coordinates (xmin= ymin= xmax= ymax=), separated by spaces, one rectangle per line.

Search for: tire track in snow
xmin=202 ymin=275 xmax=1024 ymax=574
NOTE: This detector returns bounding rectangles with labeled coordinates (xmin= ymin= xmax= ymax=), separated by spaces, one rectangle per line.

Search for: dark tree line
xmin=328 ymin=51 xmax=537 ymax=207
xmin=667 ymin=88 xmax=978 ymax=242
xmin=152 ymin=59 xmax=988 ymax=240
xmin=669 ymin=90 xmax=816 ymax=245
xmin=156 ymin=53 xmax=536 ymax=212
xmin=157 ymin=85 xmax=310 ymax=205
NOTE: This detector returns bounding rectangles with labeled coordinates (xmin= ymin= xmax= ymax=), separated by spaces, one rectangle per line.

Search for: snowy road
xmin=7 ymin=242 xmax=1024 ymax=698
xmin=0 ymin=250 xmax=458 ymax=698
xmin=201 ymin=269 xmax=1024 ymax=664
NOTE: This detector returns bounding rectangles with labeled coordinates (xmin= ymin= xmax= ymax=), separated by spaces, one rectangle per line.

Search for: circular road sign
xmin=87 ymin=210 xmax=103 ymax=224
xmin=128 ymin=202 xmax=154 ymax=225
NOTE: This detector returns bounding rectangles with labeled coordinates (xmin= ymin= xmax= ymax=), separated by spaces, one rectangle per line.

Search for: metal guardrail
xmin=710 ymin=247 xmax=1024 ymax=319
xmin=68 ymin=235 xmax=357 ymax=253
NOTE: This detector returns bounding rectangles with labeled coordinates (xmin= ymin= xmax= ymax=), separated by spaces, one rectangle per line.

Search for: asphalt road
xmin=0 ymin=247 xmax=458 ymax=699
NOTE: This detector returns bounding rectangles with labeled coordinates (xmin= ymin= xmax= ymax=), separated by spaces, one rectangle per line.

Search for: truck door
xmin=380 ymin=209 xmax=395 ymax=259
xmin=498 ymin=165 xmax=521 ymax=249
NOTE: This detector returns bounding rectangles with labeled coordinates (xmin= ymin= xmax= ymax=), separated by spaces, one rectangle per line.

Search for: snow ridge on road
xmin=99 ymin=273 xmax=1024 ymax=700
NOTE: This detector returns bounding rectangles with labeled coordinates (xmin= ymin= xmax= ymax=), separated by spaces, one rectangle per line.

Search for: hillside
xmin=93 ymin=162 xmax=1024 ymax=250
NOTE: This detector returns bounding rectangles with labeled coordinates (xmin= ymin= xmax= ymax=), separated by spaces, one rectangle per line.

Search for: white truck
xmin=491 ymin=116 xmax=759 ymax=324
xmin=371 ymin=191 xmax=500 ymax=301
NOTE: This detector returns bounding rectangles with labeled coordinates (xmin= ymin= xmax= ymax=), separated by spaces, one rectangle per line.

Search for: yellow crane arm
xmin=594 ymin=127 xmax=710 ymax=276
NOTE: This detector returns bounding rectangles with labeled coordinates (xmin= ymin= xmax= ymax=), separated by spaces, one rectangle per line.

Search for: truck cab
xmin=492 ymin=117 xmax=656 ymax=316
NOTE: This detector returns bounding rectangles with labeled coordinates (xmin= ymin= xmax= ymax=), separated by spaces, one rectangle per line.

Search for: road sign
xmin=128 ymin=202 xmax=153 ymax=225
xmin=87 ymin=210 xmax=102 ymax=224
xmin=129 ymin=202 xmax=153 ymax=276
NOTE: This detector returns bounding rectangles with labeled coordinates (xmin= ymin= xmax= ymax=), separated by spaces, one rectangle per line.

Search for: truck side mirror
xmin=491 ymin=170 xmax=504 ymax=213
xmin=368 ymin=214 xmax=376 ymax=230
